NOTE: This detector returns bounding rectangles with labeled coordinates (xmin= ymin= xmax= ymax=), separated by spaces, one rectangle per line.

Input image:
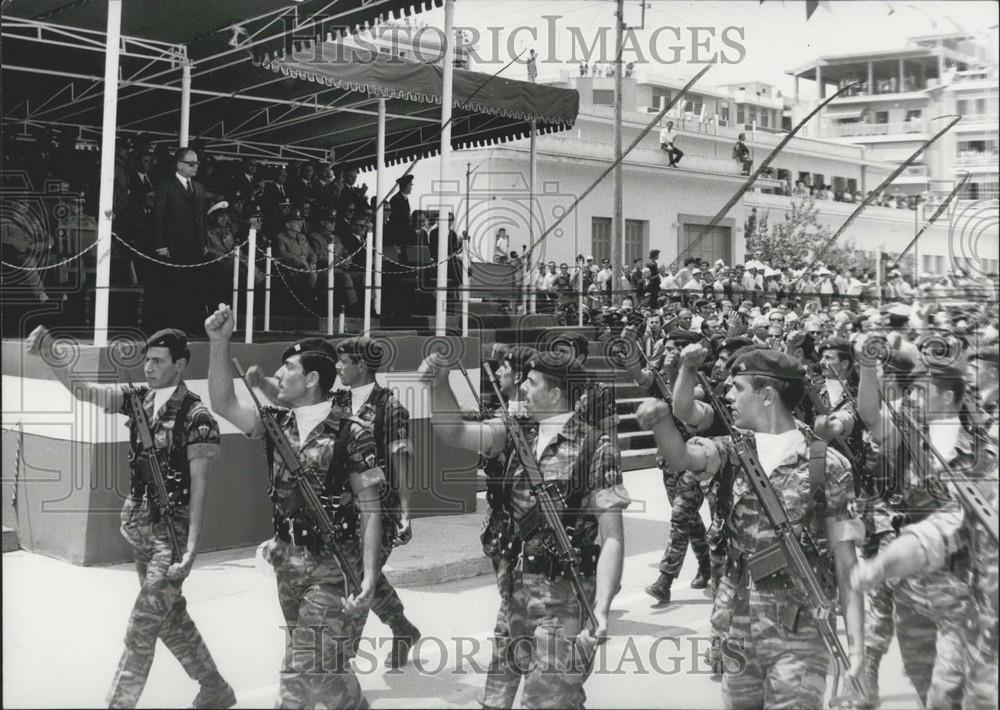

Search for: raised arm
xmin=25 ymin=325 xmax=124 ymax=412
xmin=856 ymin=343 xmax=886 ymax=442
xmin=204 ymin=304 xmax=260 ymax=435
xmin=635 ymin=399 xmax=712 ymax=477
xmin=419 ymin=355 xmax=506 ymax=456
xmin=673 ymin=344 xmax=715 ymax=432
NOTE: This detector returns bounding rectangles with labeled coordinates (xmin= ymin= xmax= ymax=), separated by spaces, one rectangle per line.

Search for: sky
xmin=411 ymin=0 xmax=999 ymax=96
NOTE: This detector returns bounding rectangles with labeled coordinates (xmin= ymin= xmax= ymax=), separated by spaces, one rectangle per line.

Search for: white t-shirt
xmin=659 ymin=127 xmax=676 ymax=145
xmin=754 ymin=429 xmax=805 ymax=477
xmin=292 ymin=400 xmax=333 ymax=446
xmin=152 ymin=385 xmax=179 ymax=421
xmin=536 ymin=412 xmax=574 ymax=459
xmin=349 ymin=381 xmax=377 ymax=416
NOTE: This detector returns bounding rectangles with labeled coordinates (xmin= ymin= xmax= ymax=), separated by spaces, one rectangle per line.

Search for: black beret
xmin=730 ymin=348 xmax=806 ymax=381
xmin=281 ymin=338 xmax=338 ymax=365
xmin=721 ymin=336 xmax=753 ymax=354
xmin=544 ymin=332 xmax=590 ymax=363
xmin=144 ymin=328 xmax=188 ymax=353
xmin=335 ymin=336 xmax=386 ymax=368
xmin=883 ymin=350 xmax=918 ymax=377
xmin=663 ymin=329 xmax=703 ymax=347
xmin=502 ymin=345 xmax=538 ymax=370
xmin=525 ymin=350 xmax=587 ymax=389
xmin=818 ymin=337 xmax=852 ymax=356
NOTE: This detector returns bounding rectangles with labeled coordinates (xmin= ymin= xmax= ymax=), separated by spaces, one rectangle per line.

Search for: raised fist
xmin=204 ymin=304 xmax=235 ymax=342
xmin=25 ymin=325 xmax=51 ymax=357
xmin=679 ymin=342 xmax=709 ymax=369
xmin=636 ymin=398 xmax=672 ymax=430
xmin=245 ymin=364 xmax=263 ymax=388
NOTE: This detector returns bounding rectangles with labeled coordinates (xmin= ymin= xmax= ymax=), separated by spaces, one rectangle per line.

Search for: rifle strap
xmin=807 ymin=434 xmax=828 ymax=529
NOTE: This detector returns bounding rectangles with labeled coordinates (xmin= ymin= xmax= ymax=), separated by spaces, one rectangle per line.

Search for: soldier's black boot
xmin=644 ymin=573 xmax=673 ymax=604
xmin=191 ymin=673 xmax=236 ymax=709
xmin=690 ymin=560 xmax=711 ymax=589
xmin=862 ymin=647 xmax=882 ymax=704
xmin=385 ymin=619 xmax=421 ymax=669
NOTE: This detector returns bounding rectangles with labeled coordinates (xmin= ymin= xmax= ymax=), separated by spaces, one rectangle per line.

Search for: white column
xmin=363 ymin=228 xmax=374 ymax=336
xmin=264 ymin=247 xmax=272 ymax=331
xmin=179 ymin=60 xmax=192 ymax=146
xmin=93 ymin=0 xmax=123 ymax=346
xmin=528 ymin=120 xmax=537 ymax=314
xmin=461 ymin=232 xmax=470 ymax=336
xmin=243 ymin=227 xmax=257 ymax=343
xmin=374 ymin=99 xmax=386 ymax=315
xmin=327 ymin=243 xmax=335 ymax=336
xmin=231 ymin=250 xmax=240 ymax=329
xmin=435 ymin=0 xmax=455 ymax=336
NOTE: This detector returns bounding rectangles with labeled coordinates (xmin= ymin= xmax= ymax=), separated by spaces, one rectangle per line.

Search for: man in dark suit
xmin=151 ymin=147 xmax=209 ymax=333
xmin=387 ymin=174 xmax=414 ymax=253
xmin=227 ymin=158 xmax=257 ymax=204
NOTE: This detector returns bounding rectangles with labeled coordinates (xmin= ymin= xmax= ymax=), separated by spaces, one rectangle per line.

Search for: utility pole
xmin=612 ymin=0 xmax=624 ymax=295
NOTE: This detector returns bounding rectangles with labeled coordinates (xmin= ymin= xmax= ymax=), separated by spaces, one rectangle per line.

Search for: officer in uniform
xmin=637 ymin=346 xmax=865 ymax=709
xmin=25 ymin=326 xmax=235 ymax=709
xmin=422 ymin=348 xmax=630 ymax=709
xmin=331 ymin=336 xmax=421 ymax=669
xmin=857 ymin=352 xmax=995 ymax=709
xmin=205 ymin=305 xmax=383 ymax=709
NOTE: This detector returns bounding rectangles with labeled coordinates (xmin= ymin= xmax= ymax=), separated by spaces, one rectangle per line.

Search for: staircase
xmin=477 ymin=326 xmax=659 ymax=473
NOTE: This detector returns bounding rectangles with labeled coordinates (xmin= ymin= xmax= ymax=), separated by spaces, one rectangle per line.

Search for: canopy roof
xmin=2 ymin=0 xmax=578 ymax=167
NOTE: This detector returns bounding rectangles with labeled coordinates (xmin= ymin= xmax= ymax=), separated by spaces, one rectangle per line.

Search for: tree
xmin=746 ymin=197 xmax=872 ymax=274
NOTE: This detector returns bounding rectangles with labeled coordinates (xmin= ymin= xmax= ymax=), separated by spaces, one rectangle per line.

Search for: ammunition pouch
xmin=518 ymin=483 xmax=567 ymax=541
xmin=481 ymin=508 xmax=522 ymax=562
xmin=518 ymin=544 xmax=600 ymax=580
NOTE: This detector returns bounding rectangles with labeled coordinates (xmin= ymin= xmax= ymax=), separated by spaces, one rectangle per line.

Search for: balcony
xmin=824 ymin=120 xmax=927 ymax=138
xmin=955 ymin=151 xmax=1000 ymax=166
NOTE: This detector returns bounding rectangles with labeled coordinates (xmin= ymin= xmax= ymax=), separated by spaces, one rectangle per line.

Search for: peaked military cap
xmin=730 ymin=348 xmax=805 ymax=381
xmin=663 ymin=329 xmax=703 ymax=347
xmin=818 ymin=337 xmax=852 ymax=356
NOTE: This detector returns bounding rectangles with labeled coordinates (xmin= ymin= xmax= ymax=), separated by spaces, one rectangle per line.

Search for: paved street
xmin=3 ymin=467 xmax=921 ymax=709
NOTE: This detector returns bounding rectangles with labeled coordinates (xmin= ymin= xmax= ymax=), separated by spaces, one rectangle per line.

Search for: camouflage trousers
xmin=266 ymin=537 xmax=369 ymax=710
xmin=864 ymin=531 xmax=897 ymax=656
xmin=368 ymin=543 xmax=409 ymax=635
xmin=959 ymin=617 xmax=998 ymax=710
xmin=658 ymin=465 xmax=710 ymax=578
xmin=482 ymin=568 xmax=598 ymax=709
xmin=721 ymin=586 xmax=830 ymax=710
xmin=891 ymin=573 xmax=974 ymax=710
xmin=107 ymin=498 xmax=222 ymax=709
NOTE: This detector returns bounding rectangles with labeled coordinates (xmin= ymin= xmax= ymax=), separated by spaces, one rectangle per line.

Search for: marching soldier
xmin=331 ymin=336 xmax=421 ymax=669
xmin=205 ymin=305 xmax=382 ymax=709
xmin=25 ymin=326 xmax=235 ymax=709
xmin=637 ymin=345 xmax=865 ymax=709
xmin=857 ymin=350 xmax=996 ymax=709
xmin=422 ymin=348 xmax=630 ymax=709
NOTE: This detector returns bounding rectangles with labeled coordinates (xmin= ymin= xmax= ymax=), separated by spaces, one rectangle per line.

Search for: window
xmin=905 ymin=109 xmax=922 ymax=121
xmin=957 ymin=99 xmax=971 ymax=115
xmin=747 ymin=106 xmax=757 ymax=125
xmin=680 ymin=221 xmax=731 ymax=264
xmin=652 ymin=88 xmax=672 ymax=110
xmin=624 ymin=219 xmax=647 ymax=265
xmin=847 ymin=178 xmax=858 ymax=195
xmin=760 ymin=109 xmax=770 ymax=128
xmin=737 ymin=106 xmax=745 ymax=124
xmin=873 ymin=111 xmax=888 ymax=124
xmin=591 ymin=217 xmax=611 ymax=263
xmin=592 ymin=89 xmax=614 ymax=105
xmin=719 ymin=102 xmax=730 ymax=124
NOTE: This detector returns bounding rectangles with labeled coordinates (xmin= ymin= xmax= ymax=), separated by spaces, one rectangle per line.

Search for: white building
xmin=368 ymin=70 xmax=999 ymax=278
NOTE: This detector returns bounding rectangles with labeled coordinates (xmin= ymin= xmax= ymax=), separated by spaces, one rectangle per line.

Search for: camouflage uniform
xmin=107 ymin=384 xmax=227 ymax=709
xmin=482 ymin=414 xmax=630 ymax=709
xmin=254 ymin=402 xmax=384 ymax=709
xmin=333 ymin=385 xmax=415 ymax=641
xmin=656 ymin=461 xmax=710 ymax=578
xmin=878 ymin=414 xmax=995 ymax=709
xmin=688 ymin=427 xmax=860 ymax=709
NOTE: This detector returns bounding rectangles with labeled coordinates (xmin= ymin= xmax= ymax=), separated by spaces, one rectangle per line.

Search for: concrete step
xmin=622 ymin=448 xmax=658 ymax=471
xmin=617 ymin=412 xmax=641 ymax=433
xmin=2 ymin=525 xmax=18 ymax=553
xmin=616 ymin=397 xmax=647 ymax=415
xmin=618 ymin=430 xmax=656 ymax=451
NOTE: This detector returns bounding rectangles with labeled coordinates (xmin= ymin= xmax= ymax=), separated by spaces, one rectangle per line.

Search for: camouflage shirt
xmin=332 ymin=383 xmax=412 ymax=463
xmin=505 ymin=413 xmax=629 ymax=554
xmin=251 ymin=403 xmax=384 ymax=522
xmin=688 ymin=426 xmax=861 ymax=560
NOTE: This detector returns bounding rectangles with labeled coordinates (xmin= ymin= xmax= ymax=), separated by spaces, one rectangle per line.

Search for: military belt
xmin=519 ymin=544 xmax=600 ymax=580
xmin=725 ymin=553 xmax=796 ymax=592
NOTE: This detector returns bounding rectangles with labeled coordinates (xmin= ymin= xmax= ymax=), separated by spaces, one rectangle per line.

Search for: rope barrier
xmin=0 ymin=242 xmax=98 ymax=271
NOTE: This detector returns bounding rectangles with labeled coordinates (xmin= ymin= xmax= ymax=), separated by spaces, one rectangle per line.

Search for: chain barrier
xmin=269 ymin=261 xmax=326 ymax=319
xmin=253 ymin=239 xmax=366 ymax=273
xmin=1 ymin=242 xmax=98 ymax=271
xmin=113 ymin=233 xmax=249 ymax=268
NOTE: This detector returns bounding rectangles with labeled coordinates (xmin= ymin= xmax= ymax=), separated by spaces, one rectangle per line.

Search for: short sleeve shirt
xmin=688 ymin=427 xmax=859 ymax=558
xmin=115 ymin=382 xmax=220 ymax=464
xmin=250 ymin=406 xmax=384 ymax=518
xmin=507 ymin=414 xmax=629 ymax=554
xmin=333 ymin=385 xmax=412 ymax=459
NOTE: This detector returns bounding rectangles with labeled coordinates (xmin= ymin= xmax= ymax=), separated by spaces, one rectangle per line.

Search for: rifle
xmin=851 ymin=372 xmax=999 ymax=546
xmin=695 ymin=370 xmax=865 ymax=704
xmin=630 ymin=345 xmax=692 ymax=437
xmin=231 ymin=358 xmax=363 ymax=596
xmin=122 ymin=368 xmax=184 ymax=561
xmin=458 ymin=359 xmax=600 ymax=633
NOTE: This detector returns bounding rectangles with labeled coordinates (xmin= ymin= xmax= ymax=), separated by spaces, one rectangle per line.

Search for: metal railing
xmin=824 ymin=120 xmax=927 ymax=138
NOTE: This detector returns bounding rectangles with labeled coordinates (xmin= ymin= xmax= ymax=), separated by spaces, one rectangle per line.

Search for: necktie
xmin=186 ymin=179 xmax=193 ymax=194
